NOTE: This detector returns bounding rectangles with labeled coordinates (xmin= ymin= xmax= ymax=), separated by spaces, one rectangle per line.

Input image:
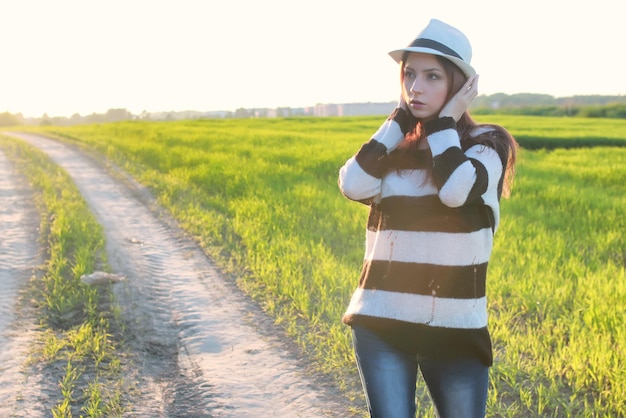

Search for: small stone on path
xmin=81 ymin=271 xmax=126 ymax=286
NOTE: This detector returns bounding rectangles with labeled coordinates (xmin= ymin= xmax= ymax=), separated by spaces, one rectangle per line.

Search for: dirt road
xmin=1 ymin=132 xmax=355 ymax=417
xmin=0 ymin=147 xmax=45 ymax=416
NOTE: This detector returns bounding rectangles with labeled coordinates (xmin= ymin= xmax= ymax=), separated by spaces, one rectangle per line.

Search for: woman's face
xmin=401 ymin=52 xmax=450 ymax=121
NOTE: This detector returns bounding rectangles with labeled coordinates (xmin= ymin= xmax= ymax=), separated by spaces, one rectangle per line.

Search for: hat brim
xmin=389 ymin=47 xmax=476 ymax=78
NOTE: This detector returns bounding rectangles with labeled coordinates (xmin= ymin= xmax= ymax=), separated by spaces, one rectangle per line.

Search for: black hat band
xmin=408 ymin=38 xmax=463 ymax=60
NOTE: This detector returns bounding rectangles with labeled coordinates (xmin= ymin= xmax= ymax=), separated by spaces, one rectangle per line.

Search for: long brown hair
xmin=397 ymin=52 xmax=518 ymax=198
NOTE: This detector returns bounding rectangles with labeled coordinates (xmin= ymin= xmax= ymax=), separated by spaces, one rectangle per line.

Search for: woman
xmin=338 ymin=19 xmax=517 ymax=418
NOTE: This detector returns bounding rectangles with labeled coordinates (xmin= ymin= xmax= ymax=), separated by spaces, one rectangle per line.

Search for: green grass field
xmin=11 ymin=115 xmax=626 ymax=416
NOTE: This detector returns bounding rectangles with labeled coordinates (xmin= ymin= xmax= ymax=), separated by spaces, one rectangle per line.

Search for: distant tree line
xmin=2 ymin=94 xmax=626 ymax=127
xmin=0 ymin=108 xmax=134 ymax=127
xmin=0 ymin=112 xmax=22 ymax=126
xmin=472 ymin=93 xmax=626 ymax=118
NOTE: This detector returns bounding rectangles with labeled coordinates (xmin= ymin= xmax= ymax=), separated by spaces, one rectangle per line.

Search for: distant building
xmin=313 ymin=102 xmax=395 ymax=117
xmin=314 ymin=103 xmax=340 ymax=117
xmin=339 ymin=102 xmax=396 ymax=116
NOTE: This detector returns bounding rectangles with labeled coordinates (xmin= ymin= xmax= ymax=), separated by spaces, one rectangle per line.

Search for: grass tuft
xmin=0 ymin=136 xmax=125 ymax=416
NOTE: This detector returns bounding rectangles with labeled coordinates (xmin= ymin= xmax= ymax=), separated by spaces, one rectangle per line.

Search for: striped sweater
xmin=338 ymin=115 xmax=506 ymax=365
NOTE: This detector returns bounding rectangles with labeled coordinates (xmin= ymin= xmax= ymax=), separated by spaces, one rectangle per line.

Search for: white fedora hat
xmin=388 ymin=19 xmax=476 ymax=78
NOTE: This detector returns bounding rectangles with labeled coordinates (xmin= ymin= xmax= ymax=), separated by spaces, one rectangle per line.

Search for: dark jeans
xmin=352 ymin=325 xmax=489 ymax=418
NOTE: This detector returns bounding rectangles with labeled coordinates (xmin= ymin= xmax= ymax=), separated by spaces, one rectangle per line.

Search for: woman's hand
xmin=439 ymin=75 xmax=479 ymax=121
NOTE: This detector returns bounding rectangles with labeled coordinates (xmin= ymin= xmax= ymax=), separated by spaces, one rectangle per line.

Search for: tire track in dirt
xmin=0 ymin=148 xmax=46 ymax=417
xmin=6 ymin=132 xmax=353 ymax=417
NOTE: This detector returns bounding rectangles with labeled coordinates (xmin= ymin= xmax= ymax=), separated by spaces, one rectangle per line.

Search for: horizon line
xmin=5 ymin=91 xmax=626 ymax=119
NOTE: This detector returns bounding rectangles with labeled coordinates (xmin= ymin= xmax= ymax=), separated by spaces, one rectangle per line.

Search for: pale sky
xmin=2 ymin=0 xmax=624 ymax=118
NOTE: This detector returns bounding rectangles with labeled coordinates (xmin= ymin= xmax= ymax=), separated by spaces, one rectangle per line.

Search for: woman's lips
xmin=410 ymin=100 xmax=426 ymax=109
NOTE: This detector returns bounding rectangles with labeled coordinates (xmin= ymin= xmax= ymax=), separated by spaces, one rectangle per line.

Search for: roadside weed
xmin=0 ymin=137 xmax=125 ymax=417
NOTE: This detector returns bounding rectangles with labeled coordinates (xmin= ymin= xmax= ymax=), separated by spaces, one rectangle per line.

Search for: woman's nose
xmin=410 ymin=78 xmax=422 ymax=93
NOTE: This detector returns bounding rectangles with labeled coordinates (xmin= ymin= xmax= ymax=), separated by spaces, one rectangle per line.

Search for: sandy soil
xmin=1 ymin=132 xmax=359 ymax=417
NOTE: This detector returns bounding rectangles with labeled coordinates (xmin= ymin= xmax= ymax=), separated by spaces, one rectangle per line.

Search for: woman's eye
xmin=427 ymin=73 xmax=440 ymax=80
xmin=404 ymin=70 xmax=415 ymax=79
